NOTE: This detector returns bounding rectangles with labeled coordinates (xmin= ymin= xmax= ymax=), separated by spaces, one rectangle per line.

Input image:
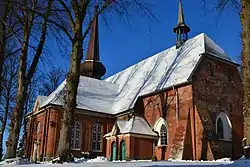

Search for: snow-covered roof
xmin=40 ymin=33 xmax=237 ymax=115
xmin=40 ymin=77 xmax=118 ymax=114
xmin=105 ymin=116 xmax=157 ymax=137
xmin=37 ymin=95 xmax=47 ymax=105
xmin=117 ymin=116 xmax=157 ymax=136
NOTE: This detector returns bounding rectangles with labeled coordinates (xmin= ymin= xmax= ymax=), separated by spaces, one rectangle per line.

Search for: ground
xmin=0 ymin=157 xmax=250 ymax=167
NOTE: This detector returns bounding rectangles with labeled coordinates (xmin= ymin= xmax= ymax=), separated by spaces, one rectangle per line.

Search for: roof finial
xmin=173 ymin=0 xmax=190 ymax=48
xmin=80 ymin=5 xmax=106 ymax=79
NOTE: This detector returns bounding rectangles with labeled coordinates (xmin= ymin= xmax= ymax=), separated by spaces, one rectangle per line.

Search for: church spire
xmin=173 ymin=0 xmax=190 ymax=48
xmin=80 ymin=5 xmax=106 ymax=79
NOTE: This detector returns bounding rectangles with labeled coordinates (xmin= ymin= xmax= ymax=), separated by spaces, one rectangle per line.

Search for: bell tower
xmin=173 ymin=0 xmax=190 ymax=48
xmin=80 ymin=5 xmax=106 ymax=79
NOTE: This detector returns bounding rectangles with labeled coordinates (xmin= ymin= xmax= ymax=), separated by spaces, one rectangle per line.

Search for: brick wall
xmin=192 ymin=56 xmax=244 ymax=160
xmin=26 ymin=106 xmax=115 ymax=160
xmin=106 ymin=135 xmax=154 ymax=160
xmin=135 ymin=84 xmax=194 ymax=160
xmin=74 ymin=112 xmax=114 ymax=157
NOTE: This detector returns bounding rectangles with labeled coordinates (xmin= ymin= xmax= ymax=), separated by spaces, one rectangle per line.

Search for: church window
xmin=92 ymin=122 xmax=102 ymax=151
xmin=160 ymin=124 xmax=168 ymax=145
xmin=216 ymin=112 xmax=232 ymax=140
xmin=208 ymin=62 xmax=215 ymax=77
xmin=71 ymin=121 xmax=81 ymax=150
xmin=217 ymin=118 xmax=224 ymax=139
xmin=153 ymin=117 xmax=168 ymax=146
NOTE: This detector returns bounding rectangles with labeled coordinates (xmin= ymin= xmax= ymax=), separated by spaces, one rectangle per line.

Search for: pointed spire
xmin=80 ymin=5 xmax=106 ymax=79
xmin=177 ymin=0 xmax=185 ymax=25
xmin=173 ymin=0 xmax=190 ymax=48
xmin=86 ymin=5 xmax=100 ymax=61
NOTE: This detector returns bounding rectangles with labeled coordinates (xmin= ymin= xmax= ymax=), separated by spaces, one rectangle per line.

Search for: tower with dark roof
xmin=80 ymin=6 xmax=106 ymax=79
xmin=173 ymin=0 xmax=190 ymax=48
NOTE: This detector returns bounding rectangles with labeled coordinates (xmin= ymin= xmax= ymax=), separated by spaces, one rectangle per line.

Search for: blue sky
xmin=45 ymin=0 xmax=241 ymax=79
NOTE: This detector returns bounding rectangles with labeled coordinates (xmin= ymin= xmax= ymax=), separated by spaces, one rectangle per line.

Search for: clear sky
xmin=47 ymin=0 xmax=241 ymax=79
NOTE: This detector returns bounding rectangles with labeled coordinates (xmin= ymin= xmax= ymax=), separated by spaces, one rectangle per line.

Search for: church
xmin=25 ymin=1 xmax=244 ymax=161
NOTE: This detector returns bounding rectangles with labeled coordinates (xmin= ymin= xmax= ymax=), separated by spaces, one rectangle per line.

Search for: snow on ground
xmin=0 ymin=157 xmax=250 ymax=167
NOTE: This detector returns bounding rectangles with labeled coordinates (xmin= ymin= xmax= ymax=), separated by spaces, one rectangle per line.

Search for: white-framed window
xmin=160 ymin=124 xmax=168 ymax=145
xmin=153 ymin=117 xmax=168 ymax=146
xmin=216 ymin=112 xmax=232 ymax=141
xmin=71 ymin=121 xmax=81 ymax=150
xmin=92 ymin=122 xmax=102 ymax=151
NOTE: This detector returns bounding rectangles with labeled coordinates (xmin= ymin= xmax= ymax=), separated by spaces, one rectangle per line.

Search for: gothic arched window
xmin=216 ymin=112 xmax=232 ymax=140
xmin=71 ymin=121 xmax=81 ymax=150
xmin=160 ymin=124 xmax=168 ymax=145
xmin=217 ymin=118 xmax=224 ymax=139
xmin=92 ymin=122 xmax=102 ymax=151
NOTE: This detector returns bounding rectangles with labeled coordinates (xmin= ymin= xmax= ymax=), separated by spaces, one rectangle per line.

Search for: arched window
xmin=216 ymin=112 xmax=232 ymax=140
xmin=92 ymin=122 xmax=102 ymax=151
xmin=153 ymin=117 xmax=168 ymax=146
xmin=160 ymin=125 xmax=168 ymax=145
xmin=217 ymin=118 xmax=224 ymax=139
xmin=71 ymin=121 xmax=81 ymax=150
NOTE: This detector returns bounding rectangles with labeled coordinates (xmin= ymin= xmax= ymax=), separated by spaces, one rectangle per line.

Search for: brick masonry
xmin=25 ymin=55 xmax=244 ymax=161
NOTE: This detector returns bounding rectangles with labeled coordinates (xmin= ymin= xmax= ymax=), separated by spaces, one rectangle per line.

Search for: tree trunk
xmin=241 ymin=0 xmax=250 ymax=146
xmin=56 ymin=21 xmax=83 ymax=162
xmin=5 ymin=49 xmax=28 ymax=158
xmin=5 ymin=0 xmax=52 ymax=158
xmin=0 ymin=90 xmax=11 ymax=160
xmin=0 ymin=1 xmax=7 ymax=101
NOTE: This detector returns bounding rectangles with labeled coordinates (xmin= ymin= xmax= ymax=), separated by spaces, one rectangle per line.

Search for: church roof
xmin=40 ymin=33 xmax=237 ymax=115
xmin=37 ymin=95 xmax=47 ymax=104
xmin=104 ymin=116 xmax=157 ymax=137
xmin=116 ymin=116 xmax=157 ymax=136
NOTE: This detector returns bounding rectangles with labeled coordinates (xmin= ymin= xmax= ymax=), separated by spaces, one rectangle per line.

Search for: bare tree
xmin=0 ymin=0 xmax=21 ymax=105
xmin=39 ymin=67 xmax=66 ymax=96
xmin=0 ymin=55 xmax=18 ymax=160
xmin=20 ymin=71 xmax=41 ymax=158
xmin=5 ymin=0 xmax=53 ymax=158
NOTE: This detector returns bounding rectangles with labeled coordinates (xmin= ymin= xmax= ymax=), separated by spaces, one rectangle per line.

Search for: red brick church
xmin=25 ymin=1 xmax=244 ymax=162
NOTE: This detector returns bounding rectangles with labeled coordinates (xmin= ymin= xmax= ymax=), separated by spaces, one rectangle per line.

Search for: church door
xmin=111 ymin=142 xmax=117 ymax=161
xmin=120 ymin=140 xmax=126 ymax=161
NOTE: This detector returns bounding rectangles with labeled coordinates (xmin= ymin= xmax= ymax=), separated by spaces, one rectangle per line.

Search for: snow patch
xmin=215 ymin=158 xmax=232 ymax=162
xmin=86 ymin=156 xmax=108 ymax=163
xmin=0 ymin=157 xmax=31 ymax=166
xmin=74 ymin=157 xmax=86 ymax=163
